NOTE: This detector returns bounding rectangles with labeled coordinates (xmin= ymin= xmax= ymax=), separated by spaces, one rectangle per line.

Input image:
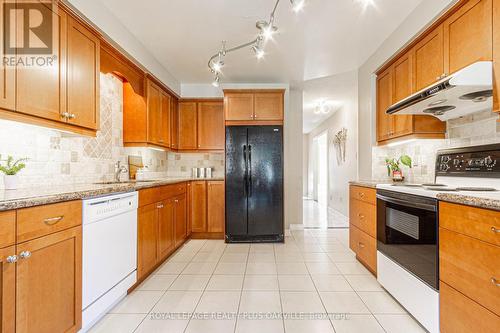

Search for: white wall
xmin=67 ymin=0 xmax=181 ymax=95
xmin=357 ymin=0 xmax=458 ymax=180
xmin=304 ymin=71 xmax=358 ymax=216
xmin=302 ymin=134 xmax=309 ymax=197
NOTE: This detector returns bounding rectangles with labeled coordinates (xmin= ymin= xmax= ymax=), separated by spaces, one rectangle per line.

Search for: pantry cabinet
xmin=224 ymin=90 xmax=284 ymax=124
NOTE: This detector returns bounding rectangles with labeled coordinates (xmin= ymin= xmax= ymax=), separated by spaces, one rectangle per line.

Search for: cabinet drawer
xmin=349 ymin=224 xmax=377 ymax=274
xmin=440 ymin=228 xmax=500 ymax=315
xmin=440 ymin=282 xmax=500 ymax=333
xmin=349 ymin=186 xmax=376 ymax=205
xmin=162 ymin=182 xmax=187 ymax=198
xmin=440 ymin=202 xmax=500 ymax=246
xmin=0 ymin=211 xmax=16 ymax=248
xmin=17 ymin=201 xmax=82 ymax=243
xmin=349 ymin=199 xmax=376 ymax=237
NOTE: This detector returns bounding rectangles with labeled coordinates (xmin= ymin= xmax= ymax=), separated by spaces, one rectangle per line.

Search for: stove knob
xmin=453 ymin=159 xmax=462 ymax=167
xmin=441 ymin=156 xmax=451 ymax=163
xmin=485 ymin=156 xmax=496 ymax=167
xmin=440 ymin=164 xmax=450 ymax=172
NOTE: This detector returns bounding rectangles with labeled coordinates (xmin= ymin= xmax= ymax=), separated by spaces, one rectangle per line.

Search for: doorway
xmin=314 ymin=131 xmax=328 ymax=206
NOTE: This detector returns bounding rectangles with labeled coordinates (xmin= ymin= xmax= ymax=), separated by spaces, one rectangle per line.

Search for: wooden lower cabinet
xmin=191 ymin=181 xmax=207 ymax=233
xmin=174 ymin=194 xmax=187 ymax=247
xmin=190 ymin=180 xmax=225 ymax=238
xmin=137 ymin=203 xmax=159 ymax=279
xmin=157 ymin=200 xmax=175 ymax=261
xmin=16 ymin=226 xmax=82 ymax=333
xmin=0 ymin=245 xmax=16 ymax=333
xmin=207 ymin=181 xmax=225 ymax=233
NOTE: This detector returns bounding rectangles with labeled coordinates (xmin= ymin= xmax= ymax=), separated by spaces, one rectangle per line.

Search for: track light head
xmin=290 ymin=0 xmax=305 ymax=12
xmin=256 ymin=20 xmax=278 ymax=40
xmin=252 ymin=45 xmax=265 ymax=59
xmin=212 ymin=75 xmax=220 ymax=87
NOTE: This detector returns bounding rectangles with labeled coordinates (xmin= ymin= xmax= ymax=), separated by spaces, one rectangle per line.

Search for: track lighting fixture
xmin=207 ymin=0 xmax=306 ymax=85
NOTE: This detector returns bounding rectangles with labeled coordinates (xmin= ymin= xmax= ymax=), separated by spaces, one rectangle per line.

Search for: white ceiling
xmin=98 ymin=0 xmax=422 ymax=84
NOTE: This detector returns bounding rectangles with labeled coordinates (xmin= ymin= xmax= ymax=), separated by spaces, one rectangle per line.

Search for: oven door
xmin=376 ymin=190 xmax=438 ymax=290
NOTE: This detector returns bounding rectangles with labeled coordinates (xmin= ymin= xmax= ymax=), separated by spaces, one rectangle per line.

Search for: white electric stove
xmin=375 ymin=143 xmax=500 ymax=333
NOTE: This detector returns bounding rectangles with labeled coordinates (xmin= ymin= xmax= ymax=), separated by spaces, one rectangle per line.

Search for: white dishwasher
xmin=81 ymin=191 xmax=138 ymax=332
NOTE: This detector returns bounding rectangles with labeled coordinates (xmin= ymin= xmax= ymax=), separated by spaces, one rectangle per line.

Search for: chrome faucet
xmin=114 ymin=161 xmax=128 ymax=182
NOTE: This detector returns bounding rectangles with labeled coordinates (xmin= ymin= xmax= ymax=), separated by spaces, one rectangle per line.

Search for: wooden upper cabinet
xmin=413 ymin=25 xmax=444 ymax=91
xmin=224 ymin=93 xmax=254 ymax=121
xmin=16 ymin=227 xmax=82 ymax=333
xmin=207 ymin=181 xmax=225 ymax=233
xmin=137 ymin=203 xmax=158 ymax=280
xmin=376 ymin=68 xmax=393 ymax=142
xmin=0 ymin=0 xmax=15 ymax=111
xmin=494 ymin=0 xmax=500 ymax=113
xmin=174 ymin=194 xmax=187 ymax=247
xmin=66 ymin=16 xmax=100 ymax=130
xmin=198 ymin=102 xmax=224 ymax=150
xmin=170 ymin=97 xmax=179 ymax=149
xmin=146 ymin=80 xmax=161 ymax=145
xmin=178 ymin=102 xmax=198 ymax=150
xmin=160 ymin=92 xmax=171 ymax=147
xmin=443 ymin=0 xmax=492 ymax=75
xmin=17 ymin=4 xmax=67 ymax=122
xmin=157 ymin=199 xmax=174 ymax=260
xmin=191 ymin=181 xmax=207 ymax=233
xmin=254 ymin=92 xmax=283 ymax=120
xmin=392 ymin=53 xmax=413 ymax=137
xmin=0 ymin=245 xmax=16 ymax=333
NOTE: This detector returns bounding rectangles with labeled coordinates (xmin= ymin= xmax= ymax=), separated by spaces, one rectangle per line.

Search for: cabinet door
xmin=186 ymin=182 xmax=192 ymax=237
xmin=224 ymin=93 xmax=254 ymax=121
xmin=494 ymin=0 xmax=500 ymax=113
xmin=178 ymin=102 xmax=198 ymax=150
xmin=376 ymin=68 xmax=393 ymax=142
xmin=413 ymin=25 xmax=444 ymax=91
xmin=146 ymin=80 xmax=161 ymax=145
xmin=254 ymin=92 xmax=283 ymax=120
xmin=17 ymin=3 xmax=67 ymax=122
xmin=198 ymin=102 xmax=224 ymax=150
xmin=16 ymin=227 xmax=82 ymax=333
xmin=157 ymin=200 xmax=174 ymax=260
xmin=444 ymin=0 xmax=492 ymax=75
xmin=0 ymin=246 xmax=16 ymax=333
xmin=137 ymin=203 xmax=158 ymax=279
xmin=191 ymin=181 xmax=207 ymax=233
xmin=160 ymin=92 xmax=171 ymax=147
xmin=207 ymin=181 xmax=225 ymax=233
xmin=171 ymin=97 xmax=179 ymax=149
xmin=174 ymin=194 xmax=187 ymax=247
xmin=0 ymin=0 xmax=15 ymax=111
xmin=392 ymin=54 xmax=413 ymax=137
xmin=66 ymin=17 xmax=100 ymax=130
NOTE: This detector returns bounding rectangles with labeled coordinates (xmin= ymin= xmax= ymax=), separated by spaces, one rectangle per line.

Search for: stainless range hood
xmin=386 ymin=61 xmax=493 ymax=121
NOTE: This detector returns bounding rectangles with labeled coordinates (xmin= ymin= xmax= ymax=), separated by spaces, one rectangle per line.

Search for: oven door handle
xmin=376 ymin=194 xmax=436 ymax=212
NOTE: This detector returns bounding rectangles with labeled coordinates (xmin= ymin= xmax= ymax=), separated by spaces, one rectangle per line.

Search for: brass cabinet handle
xmin=68 ymin=113 xmax=76 ymax=119
xmin=157 ymin=204 xmax=164 ymax=209
xmin=358 ymin=242 xmax=365 ymax=248
xmin=19 ymin=251 xmax=31 ymax=259
xmin=358 ymin=213 xmax=365 ymax=219
xmin=359 ymin=192 xmax=365 ymax=198
xmin=60 ymin=112 xmax=70 ymax=119
xmin=6 ymin=255 xmax=18 ymax=263
xmin=44 ymin=216 xmax=64 ymax=225
xmin=491 ymin=277 xmax=500 ymax=287
xmin=491 ymin=227 xmax=500 ymax=234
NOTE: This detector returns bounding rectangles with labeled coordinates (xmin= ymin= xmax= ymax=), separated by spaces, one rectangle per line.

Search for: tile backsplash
xmin=372 ymin=110 xmax=500 ymax=183
xmin=0 ymin=74 xmax=224 ymax=189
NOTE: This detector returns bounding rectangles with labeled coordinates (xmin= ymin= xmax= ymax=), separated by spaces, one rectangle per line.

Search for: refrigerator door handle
xmin=248 ymin=145 xmax=252 ymax=197
xmin=243 ymin=145 xmax=248 ymax=195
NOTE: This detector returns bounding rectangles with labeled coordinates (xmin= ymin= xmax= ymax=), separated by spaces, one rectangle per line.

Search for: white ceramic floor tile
xmin=249 ymin=243 xmax=275 ymax=253
xmin=220 ymin=253 xmax=248 ymax=263
xmin=169 ymin=275 xmax=211 ymax=291
xmin=151 ymin=291 xmax=202 ymax=313
xmin=275 ymin=252 xmax=304 ymax=263
xmin=283 ymin=319 xmax=335 ymax=333
xmin=278 ymin=275 xmax=316 ymax=291
xmin=311 ymin=275 xmax=353 ymax=292
xmin=319 ymin=292 xmax=370 ymax=314
xmin=191 ymin=251 xmax=223 ymax=263
xmin=194 ymin=291 xmax=241 ymax=313
xmin=276 ymin=262 xmax=308 ymax=275
xmin=344 ymin=275 xmax=384 ymax=292
xmin=327 ymin=252 xmax=358 ymax=263
xmin=331 ymin=314 xmax=385 ymax=333
xmin=306 ymin=262 xmax=341 ymax=275
xmin=335 ymin=262 xmax=372 ymax=275
xmin=239 ymin=291 xmax=282 ymax=313
xmin=375 ymin=314 xmax=427 ymax=333
xmin=280 ymin=291 xmax=326 ymax=313
xmin=138 ymin=275 xmax=177 ymax=291
xmin=206 ymin=275 xmax=244 ymax=291
xmin=109 ymin=291 xmax=164 ymax=314
xmin=88 ymin=314 xmax=145 ymax=333
xmin=245 ymin=262 xmax=277 ymax=275
xmin=247 ymin=252 xmax=276 ymax=263
xmin=357 ymin=292 xmax=407 ymax=314
xmin=199 ymin=241 xmax=226 ymax=253
xmin=214 ymin=262 xmax=247 ymax=275
xmin=243 ymin=275 xmax=279 ymax=291
xmin=168 ymin=251 xmax=197 ymax=262
xmin=236 ymin=319 xmax=284 ymax=333
xmin=181 ymin=262 xmax=217 ymax=275
xmin=224 ymin=244 xmax=250 ymax=253
xmin=302 ymin=252 xmax=332 ymax=263
xmin=156 ymin=262 xmax=188 ymax=275
xmin=185 ymin=319 xmax=236 ymax=333
xmin=134 ymin=317 xmax=189 ymax=333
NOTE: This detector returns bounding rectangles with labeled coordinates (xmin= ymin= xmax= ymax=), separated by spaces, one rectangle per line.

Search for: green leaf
xmin=400 ymin=155 xmax=412 ymax=168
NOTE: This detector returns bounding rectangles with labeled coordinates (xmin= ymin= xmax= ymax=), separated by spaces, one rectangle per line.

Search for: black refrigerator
xmin=225 ymin=126 xmax=284 ymax=243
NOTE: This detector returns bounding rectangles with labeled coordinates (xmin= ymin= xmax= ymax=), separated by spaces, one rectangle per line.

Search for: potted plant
xmin=385 ymin=155 xmax=412 ymax=182
xmin=0 ymin=155 xmax=28 ymax=190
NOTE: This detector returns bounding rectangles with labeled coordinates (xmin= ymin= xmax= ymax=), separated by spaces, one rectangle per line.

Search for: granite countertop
xmin=349 ymin=180 xmax=391 ymax=189
xmin=436 ymin=192 xmax=500 ymax=212
xmin=0 ymin=177 xmax=224 ymax=211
